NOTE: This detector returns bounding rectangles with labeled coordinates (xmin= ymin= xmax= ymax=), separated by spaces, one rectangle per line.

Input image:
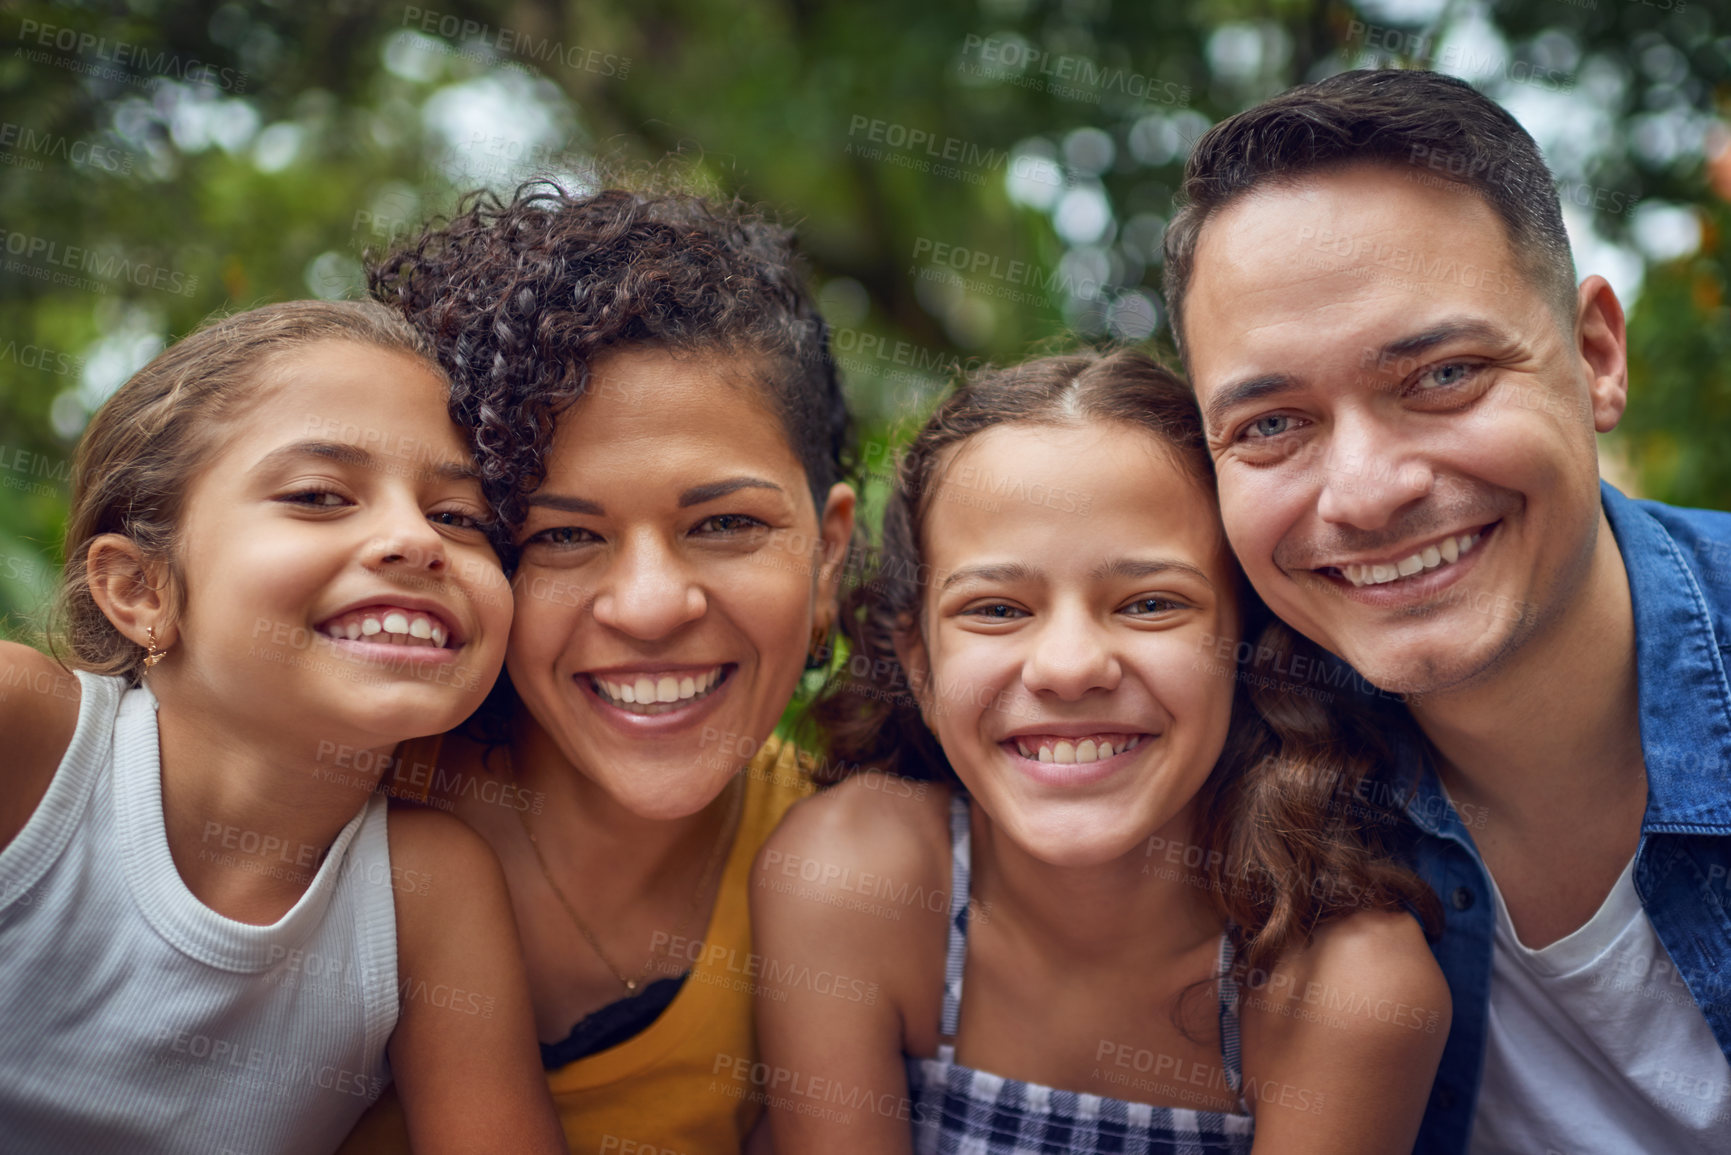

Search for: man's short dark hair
xmin=1162 ymin=68 xmax=1577 ymax=355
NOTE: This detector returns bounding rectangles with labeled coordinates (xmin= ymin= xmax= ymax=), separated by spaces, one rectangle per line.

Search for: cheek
xmin=506 ymin=572 xmax=587 ymax=669
xmin=715 ymin=569 xmax=812 ymax=675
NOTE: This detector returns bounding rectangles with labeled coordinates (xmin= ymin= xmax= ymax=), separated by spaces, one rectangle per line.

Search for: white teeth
xmin=345 ymin=621 xmax=361 ymax=640
xmin=360 ymin=617 xmax=382 ymax=636
xmin=595 ymin=667 xmax=726 ymax=712
xmin=1342 ymin=531 xmax=1483 ymax=588
xmin=382 ymin=612 xmax=409 ymax=635
xmin=408 ymin=616 xmax=432 ymax=639
xmin=431 ymin=624 xmax=447 ymax=647
xmin=1017 ymin=735 xmax=1140 ymax=763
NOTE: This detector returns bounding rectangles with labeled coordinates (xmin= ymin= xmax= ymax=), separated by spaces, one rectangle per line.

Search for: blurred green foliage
xmin=1 ymin=0 xmax=1726 ymax=637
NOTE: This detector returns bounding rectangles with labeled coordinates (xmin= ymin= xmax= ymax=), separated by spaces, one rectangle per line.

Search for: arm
xmin=750 ymin=777 xmax=946 ymax=1155
xmin=386 ymin=808 xmax=567 ymax=1155
xmin=1240 ymin=909 xmax=1451 ymax=1155
xmin=0 ymin=641 xmax=81 ymax=852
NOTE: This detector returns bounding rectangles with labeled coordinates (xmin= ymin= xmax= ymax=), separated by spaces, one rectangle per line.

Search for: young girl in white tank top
xmin=0 ymin=301 xmax=565 ymax=1154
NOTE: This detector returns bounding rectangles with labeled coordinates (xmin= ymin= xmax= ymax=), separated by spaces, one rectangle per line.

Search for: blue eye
xmin=1420 ymin=363 xmax=1476 ymax=390
xmin=1245 ymin=415 xmax=1291 ymax=440
xmin=966 ymin=603 xmax=1026 ymax=620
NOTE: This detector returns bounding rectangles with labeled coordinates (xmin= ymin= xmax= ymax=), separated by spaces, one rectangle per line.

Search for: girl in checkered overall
xmin=754 ymin=351 xmax=1452 ymax=1154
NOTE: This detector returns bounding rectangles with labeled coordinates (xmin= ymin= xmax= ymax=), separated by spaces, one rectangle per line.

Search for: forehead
xmin=236 ymin=340 xmax=458 ymax=448
xmin=924 ymin=422 xmax=1228 ymax=576
xmin=1182 ymin=163 xmax=1536 ymax=398
xmin=544 ymin=347 xmax=805 ymax=481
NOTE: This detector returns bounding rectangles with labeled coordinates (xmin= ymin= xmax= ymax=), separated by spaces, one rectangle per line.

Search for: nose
xmin=1313 ymin=409 xmax=1435 ymax=531
xmin=365 ymin=496 xmax=448 ymax=573
xmin=589 ymin=530 xmax=706 ymax=641
xmin=1020 ymin=599 xmax=1119 ymax=702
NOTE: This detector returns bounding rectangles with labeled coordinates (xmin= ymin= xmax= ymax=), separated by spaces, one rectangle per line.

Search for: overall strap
xmin=939 ymin=791 xmax=973 ymax=1041
xmin=1216 ymin=933 xmax=1245 ymax=1099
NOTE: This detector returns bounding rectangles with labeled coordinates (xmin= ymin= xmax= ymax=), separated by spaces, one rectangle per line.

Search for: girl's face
xmin=507 ymin=348 xmax=855 ymax=820
xmin=900 ymin=421 xmax=1242 ymax=868
xmin=163 ymin=340 xmax=511 ymax=750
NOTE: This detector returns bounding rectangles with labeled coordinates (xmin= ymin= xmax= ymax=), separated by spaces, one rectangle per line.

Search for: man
xmin=1164 ymin=68 xmax=1731 ymax=1154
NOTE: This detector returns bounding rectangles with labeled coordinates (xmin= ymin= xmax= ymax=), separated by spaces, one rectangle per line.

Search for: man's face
xmin=1183 ymin=162 xmax=1626 ymax=697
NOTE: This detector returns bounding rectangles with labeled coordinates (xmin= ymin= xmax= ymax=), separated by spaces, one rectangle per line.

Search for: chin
xmin=606 ymin=765 xmax=739 ymax=822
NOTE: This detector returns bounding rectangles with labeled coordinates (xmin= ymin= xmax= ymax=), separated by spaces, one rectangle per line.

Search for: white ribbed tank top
xmin=0 ymin=672 xmax=398 ymax=1154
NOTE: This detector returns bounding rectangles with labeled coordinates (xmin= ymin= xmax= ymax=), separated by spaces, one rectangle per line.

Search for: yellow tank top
xmin=336 ymin=734 xmax=814 ymax=1155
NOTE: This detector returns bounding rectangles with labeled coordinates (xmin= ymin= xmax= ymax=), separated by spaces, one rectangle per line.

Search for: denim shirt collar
xmin=1602 ymin=481 xmax=1731 ymax=831
xmin=1405 ymin=482 xmax=1731 ymax=835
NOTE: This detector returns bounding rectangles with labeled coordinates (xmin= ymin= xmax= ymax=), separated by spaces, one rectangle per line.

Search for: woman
xmin=338 ymin=183 xmax=856 ymax=1154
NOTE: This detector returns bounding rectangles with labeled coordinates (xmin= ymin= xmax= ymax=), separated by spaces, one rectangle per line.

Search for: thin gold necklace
xmin=507 ymin=747 xmax=743 ymax=995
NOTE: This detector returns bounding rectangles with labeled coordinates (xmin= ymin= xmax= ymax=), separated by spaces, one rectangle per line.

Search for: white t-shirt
xmin=1468 ymin=854 xmax=1731 ymax=1154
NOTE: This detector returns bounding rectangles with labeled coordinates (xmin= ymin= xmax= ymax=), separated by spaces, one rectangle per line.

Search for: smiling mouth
xmin=318 ymin=607 xmax=453 ymax=648
xmin=1009 ymin=733 xmax=1146 ymax=765
xmin=1322 ymin=525 xmax=1492 ymax=589
xmin=590 ymin=665 xmax=731 ymax=715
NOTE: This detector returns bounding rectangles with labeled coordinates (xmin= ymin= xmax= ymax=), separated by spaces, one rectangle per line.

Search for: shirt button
xmin=1451 ymin=886 xmax=1474 ymax=911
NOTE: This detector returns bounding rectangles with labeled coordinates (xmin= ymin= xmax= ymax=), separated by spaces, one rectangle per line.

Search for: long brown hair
xmin=51 ymin=299 xmax=447 ymax=685
xmin=814 ymin=347 xmax=1441 ymax=981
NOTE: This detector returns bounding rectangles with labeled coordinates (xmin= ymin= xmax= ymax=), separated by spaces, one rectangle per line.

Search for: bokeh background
xmin=2 ymin=0 xmax=1727 ymax=633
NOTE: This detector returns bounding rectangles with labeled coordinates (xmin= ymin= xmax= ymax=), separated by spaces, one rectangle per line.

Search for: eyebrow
xmin=940 ymin=562 xmax=1037 ymax=592
xmin=1090 ymin=557 xmax=1214 ymax=588
xmin=1203 ymin=317 xmax=1515 ymax=431
xmin=525 ymin=493 xmax=606 ymax=516
xmin=1377 ymin=318 xmax=1510 ymax=363
xmin=251 ymin=439 xmax=478 ymax=484
xmin=939 ymin=558 xmax=1211 ymax=592
xmin=523 ymin=476 xmax=786 ymax=518
xmin=677 ymin=477 xmax=785 ymax=508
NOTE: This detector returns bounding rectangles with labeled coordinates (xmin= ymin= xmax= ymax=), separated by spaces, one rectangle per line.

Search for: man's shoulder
xmin=1606 ymin=483 xmax=1731 ymax=597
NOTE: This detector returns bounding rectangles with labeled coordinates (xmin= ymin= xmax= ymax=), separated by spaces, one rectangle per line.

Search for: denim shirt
xmin=1405 ymin=482 xmax=1731 ymax=1155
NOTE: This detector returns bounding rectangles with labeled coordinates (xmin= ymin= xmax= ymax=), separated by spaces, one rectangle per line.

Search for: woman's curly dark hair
xmin=368 ymin=180 xmax=855 ymax=554
xmin=368 ymin=180 xmax=856 ymax=745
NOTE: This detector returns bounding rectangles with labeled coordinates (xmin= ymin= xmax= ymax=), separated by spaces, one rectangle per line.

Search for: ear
xmin=811 ymin=482 xmax=858 ymax=631
xmin=86 ymin=534 xmax=175 ymax=651
xmin=1574 ymin=275 xmax=1629 ymax=434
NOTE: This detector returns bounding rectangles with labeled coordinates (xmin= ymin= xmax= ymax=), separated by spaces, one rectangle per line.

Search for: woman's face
xmin=899 ymin=421 xmax=1242 ymax=868
xmin=507 ymin=347 xmax=855 ymax=819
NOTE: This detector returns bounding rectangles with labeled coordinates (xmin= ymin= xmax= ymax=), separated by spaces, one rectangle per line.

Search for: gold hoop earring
xmin=143 ymin=625 xmax=167 ymax=669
